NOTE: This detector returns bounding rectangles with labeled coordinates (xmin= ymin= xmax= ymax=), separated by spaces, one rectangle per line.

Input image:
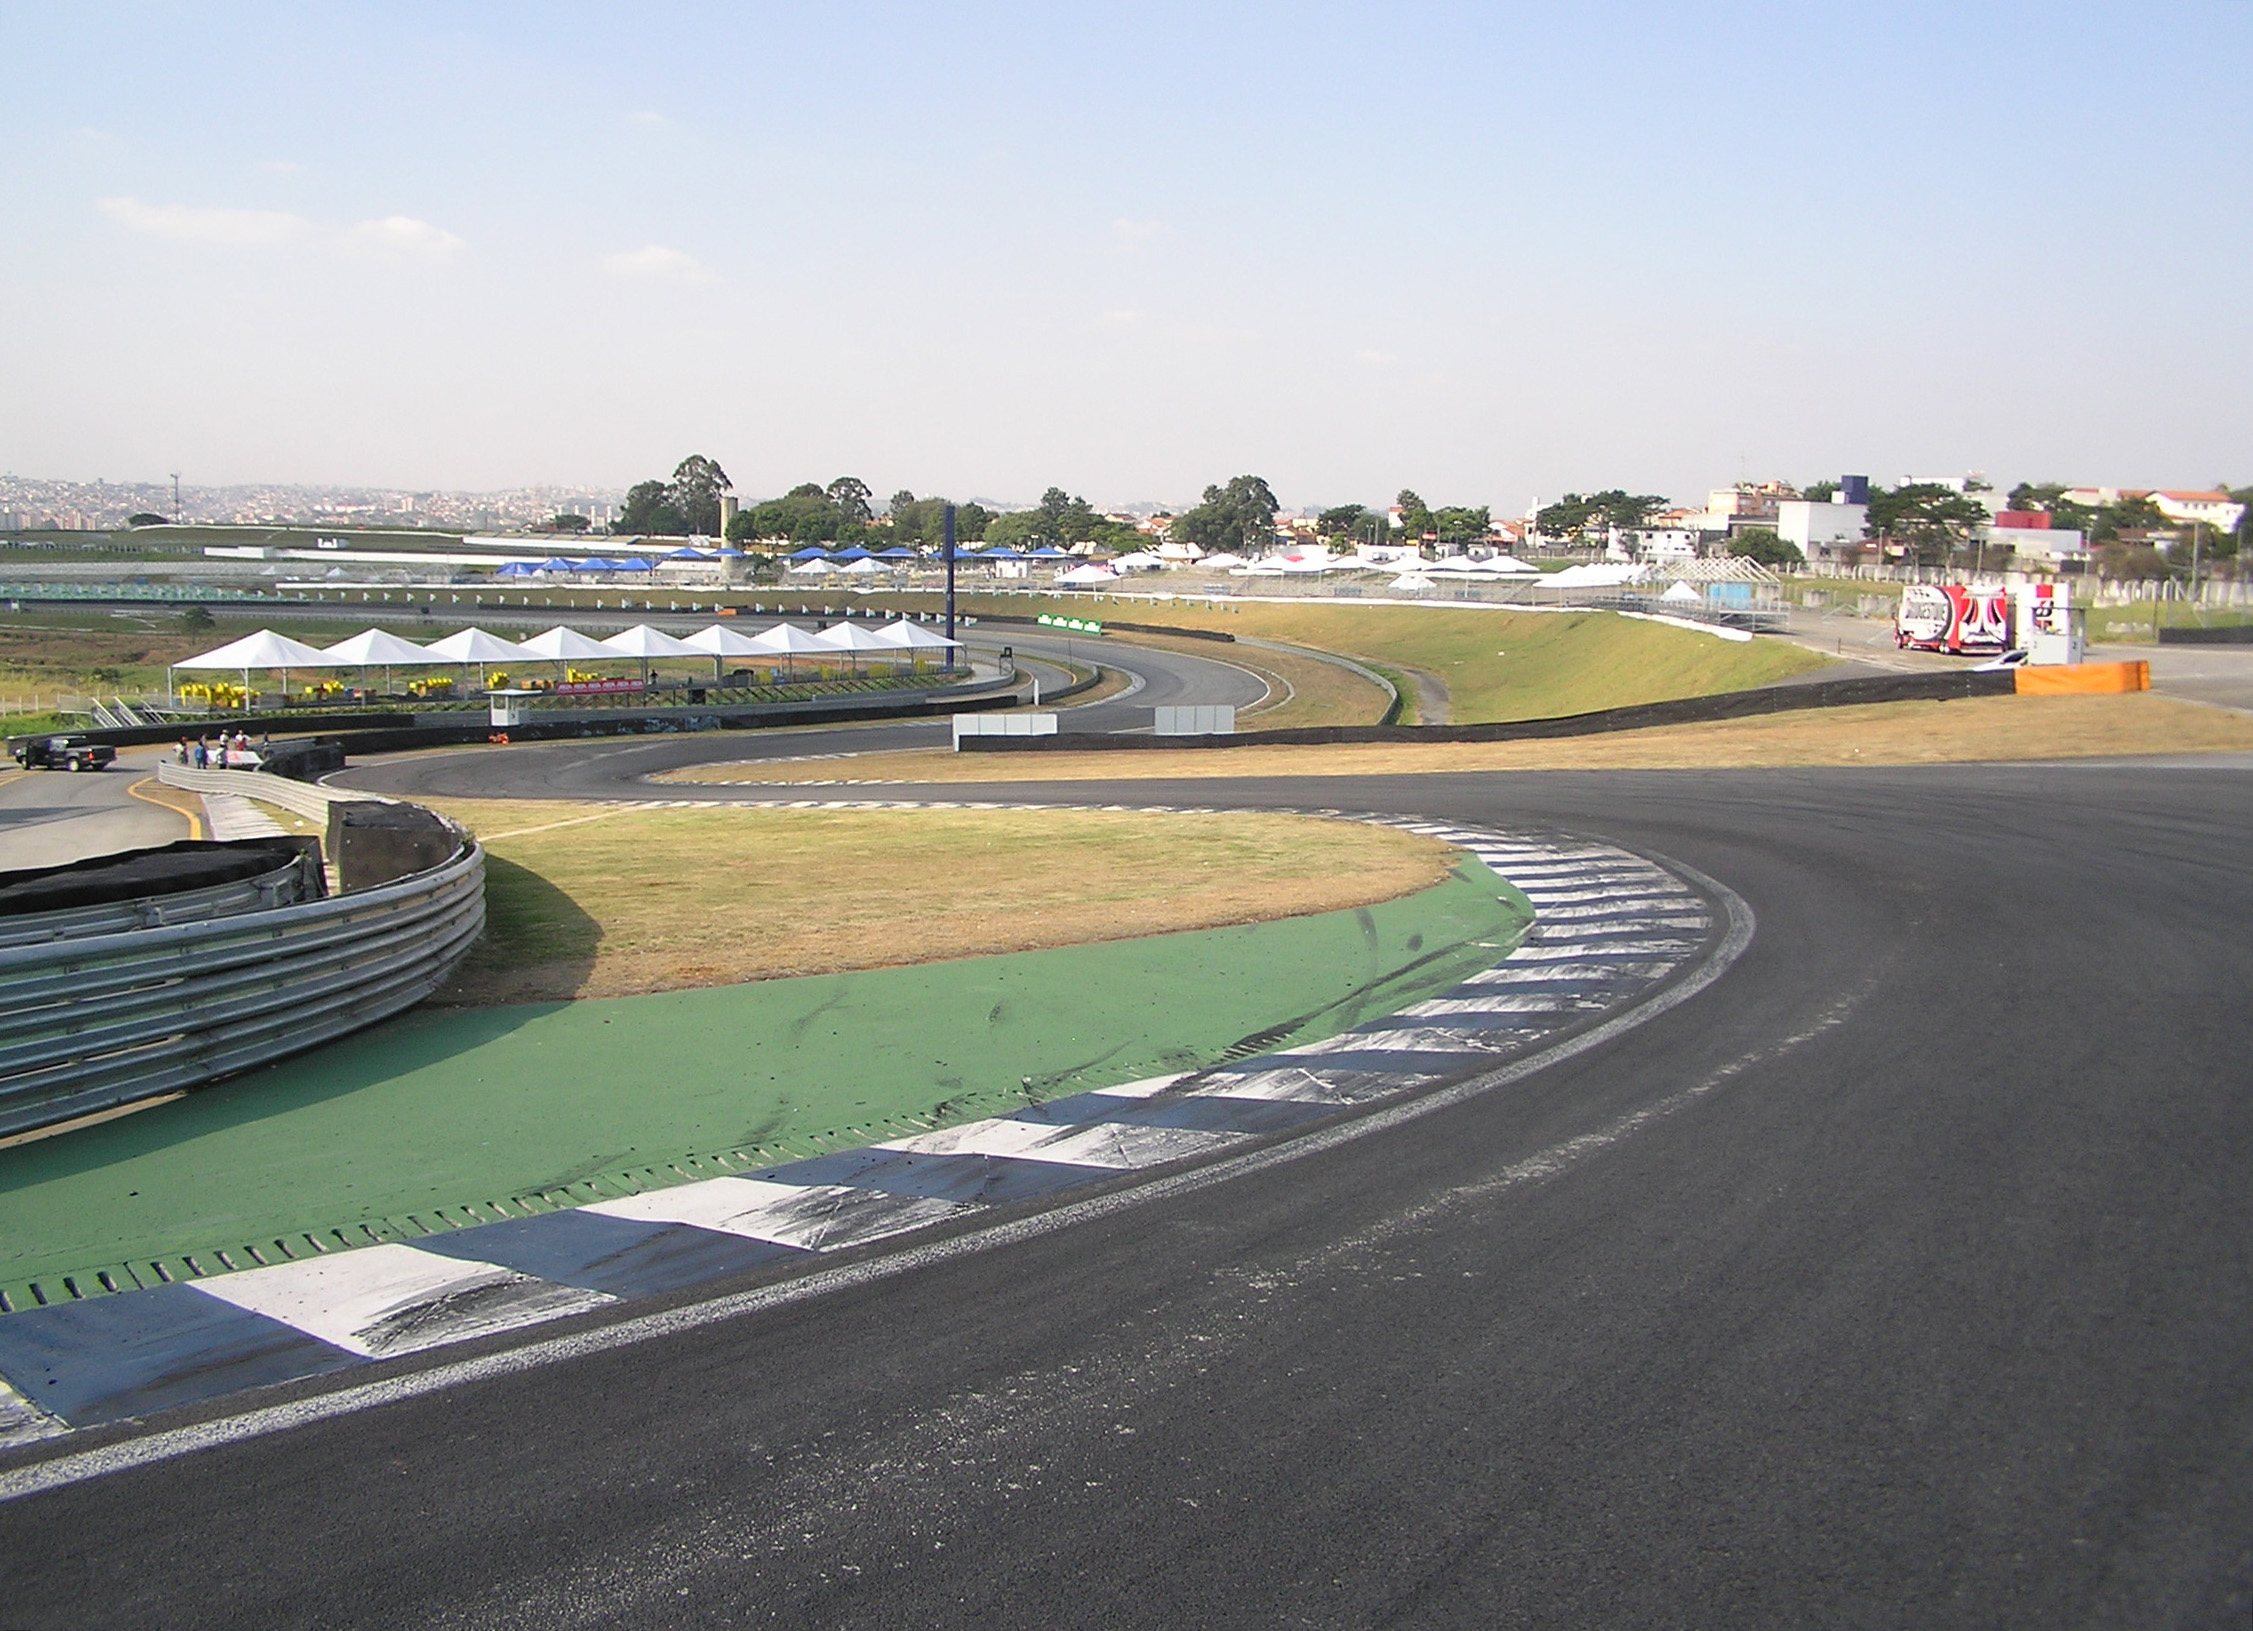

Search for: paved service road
xmin=0 ymin=746 xmax=188 ymax=870
xmin=4 ymin=750 xmax=2249 ymax=1627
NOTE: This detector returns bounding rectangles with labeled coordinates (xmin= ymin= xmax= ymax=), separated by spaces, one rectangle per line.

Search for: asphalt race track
xmin=2 ymin=722 xmax=2249 ymax=1623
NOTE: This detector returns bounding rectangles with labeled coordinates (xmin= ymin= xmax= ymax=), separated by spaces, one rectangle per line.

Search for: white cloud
xmin=601 ymin=244 xmax=717 ymax=282
xmin=345 ymin=215 xmax=466 ymax=261
xmin=98 ymin=196 xmax=311 ymax=247
xmin=625 ymin=110 xmax=677 ymax=128
xmin=260 ymin=160 xmax=307 ymax=174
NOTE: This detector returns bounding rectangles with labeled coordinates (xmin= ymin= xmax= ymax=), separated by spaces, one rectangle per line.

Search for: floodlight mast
xmin=943 ymin=503 xmax=957 ymax=671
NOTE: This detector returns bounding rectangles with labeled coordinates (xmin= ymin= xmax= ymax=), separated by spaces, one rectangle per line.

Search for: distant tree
xmin=126 ymin=512 xmax=170 ymax=528
xmin=548 ymin=513 xmax=591 ymax=533
xmin=1173 ymin=475 xmax=1280 ymax=555
xmin=1801 ymin=480 xmax=1838 ymax=503
xmin=825 ymin=476 xmax=873 ymax=526
xmin=887 ymin=489 xmax=917 ymax=519
xmin=954 ymin=501 xmax=994 ymax=543
xmin=1724 ymin=527 xmax=1803 ymax=568
xmin=1431 ymin=505 xmax=1491 ymax=546
xmin=668 ymin=454 xmax=733 ymax=536
xmin=1317 ymin=504 xmax=1373 ymax=538
xmin=1534 ymin=494 xmax=1600 ymax=539
xmin=615 ymin=479 xmax=682 ymax=535
xmin=1864 ymin=483 xmax=1988 ymax=567
xmin=178 ymin=605 xmax=214 ymax=631
xmin=1394 ymin=488 xmax=1435 ymax=539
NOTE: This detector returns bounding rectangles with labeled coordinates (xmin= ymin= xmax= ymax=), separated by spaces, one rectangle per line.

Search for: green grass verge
xmin=0 ymin=856 xmax=1530 ymax=1307
xmin=856 ymin=591 xmax=1825 ymax=723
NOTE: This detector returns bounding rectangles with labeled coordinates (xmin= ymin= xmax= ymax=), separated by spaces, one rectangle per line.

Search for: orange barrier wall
xmin=2015 ymin=661 xmax=2150 ymax=695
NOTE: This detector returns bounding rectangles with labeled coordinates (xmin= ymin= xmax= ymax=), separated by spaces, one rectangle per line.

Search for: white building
xmin=1777 ymin=499 xmax=1870 ymax=561
xmin=2151 ymin=490 xmax=2245 ymax=534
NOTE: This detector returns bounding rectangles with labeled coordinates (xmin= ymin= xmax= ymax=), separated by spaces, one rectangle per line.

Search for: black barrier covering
xmin=958 ymin=668 xmax=2019 ymax=752
xmin=330 ymin=803 xmax=459 ymax=893
xmin=0 ymin=837 xmax=324 ymax=916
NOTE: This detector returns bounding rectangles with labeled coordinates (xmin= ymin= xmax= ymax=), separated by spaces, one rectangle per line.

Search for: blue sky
xmin=2 ymin=2 xmax=2246 ymax=509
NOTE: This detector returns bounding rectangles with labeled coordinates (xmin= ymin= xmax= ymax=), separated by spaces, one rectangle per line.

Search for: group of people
xmin=176 ymin=730 xmax=265 ymax=769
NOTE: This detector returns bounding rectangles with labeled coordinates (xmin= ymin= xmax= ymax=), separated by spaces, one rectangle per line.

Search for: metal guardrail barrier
xmin=0 ymin=850 xmax=323 ymax=951
xmin=154 ymin=760 xmax=388 ymax=818
xmin=0 ymin=814 xmax=484 ymax=1139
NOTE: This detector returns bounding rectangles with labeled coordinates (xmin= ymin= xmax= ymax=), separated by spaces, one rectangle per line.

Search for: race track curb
xmin=0 ymin=812 xmax=1719 ymax=1452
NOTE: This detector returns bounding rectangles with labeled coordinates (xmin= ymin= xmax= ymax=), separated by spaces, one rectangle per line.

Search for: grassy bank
xmin=416 ymin=801 xmax=1459 ymax=1001
xmin=661 ymin=692 xmax=2253 ymax=784
xmin=856 ymin=591 xmax=1825 ymax=723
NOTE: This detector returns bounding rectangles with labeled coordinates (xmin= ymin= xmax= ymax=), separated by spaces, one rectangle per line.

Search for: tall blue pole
xmin=943 ymin=502 xmax=957 ymax=669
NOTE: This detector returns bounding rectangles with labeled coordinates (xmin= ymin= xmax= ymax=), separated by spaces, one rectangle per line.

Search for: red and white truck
xmin=1894 ymin=582 xmax=2085 ymax=663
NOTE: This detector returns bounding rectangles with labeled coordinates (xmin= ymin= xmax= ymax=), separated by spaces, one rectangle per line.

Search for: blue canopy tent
xmin=832 ymin=546 xmax=874 ymax=561
xmin=493 ymin=561 xmax=539 ymax=577
xmin=715 ymin=547 xmax=747 ymax=559
xmin=981 ymin=547 xmax=1026 ymax=560
xmin=786 ymin=546 xmax=831 ymax=561
xmin=876 ymin=546 xmax=916 ymax=559
xmin=664 ymin=547 xmax=709 ymax=561
xmin=539 ymin=557 xmax=583 ymax=572
xmin=574 ymin=557 xmax=619 ymax=571
xmin=1030 ymin=546 xmax=1071 ymax=559
xmin=615 ymin=557 xmax=655 ymax=572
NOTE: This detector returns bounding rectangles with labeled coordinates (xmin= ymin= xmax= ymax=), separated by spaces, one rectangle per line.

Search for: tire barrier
xmin=0 ymin=797 xmax=483 ymax=1140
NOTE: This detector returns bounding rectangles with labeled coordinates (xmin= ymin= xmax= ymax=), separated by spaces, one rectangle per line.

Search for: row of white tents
xmin=169 ymin=618 xmax=964 ymax=699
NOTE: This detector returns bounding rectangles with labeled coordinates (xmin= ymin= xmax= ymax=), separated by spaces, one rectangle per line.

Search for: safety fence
xmin=0 ymin=792 xmax=482 ymax=1139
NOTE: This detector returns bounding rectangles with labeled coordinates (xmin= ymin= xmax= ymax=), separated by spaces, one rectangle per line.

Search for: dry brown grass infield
xmin=410 ymin=801 xmax=1457 ymax=1003
xmin=655 ymin=692 xmax=2253 ymax=785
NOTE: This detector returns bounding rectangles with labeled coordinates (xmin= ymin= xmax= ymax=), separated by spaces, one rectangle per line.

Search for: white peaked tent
xmin=871 ymin=619 xmax=962 ymax=670
xmin=1661 ymin=580 xmax=1702 ymax=602
xmin=320 ymin=628 xmax=434 ymax=696
xmin=681 ymin=623 xmax=775 ymax=681
xmin=746 ymin=620 xmax=830 ymax=679
xmin=871 ymin=620 xmax=963 ymax=651
xmin=837 ymin=556 xmax=890 ymax=576
xmin=177 ymin=629 xmax=339 ymax=670
xmin=423 ymin=627 xmax=534 ymax=662
xmin=811 ymin=618 xmax=893 ymax=675
xmin=423 ymin=626 xmax=534 ymax=689
xmin=1055 ymin=563 xmax=1119 ymax=586
xmin=172 ymin=628 xmax=344 ymax=710
xmin=517 ymin=626 xmax=616 ymax=661
xmin=603 ymin=623 xmax=699 ymax=688
xmin=601 ymin=624 xmax=698 ymax=658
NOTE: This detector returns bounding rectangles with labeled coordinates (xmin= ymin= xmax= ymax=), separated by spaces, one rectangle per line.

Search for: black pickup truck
xmin=11 ymin=735 xmax=118 ymax=772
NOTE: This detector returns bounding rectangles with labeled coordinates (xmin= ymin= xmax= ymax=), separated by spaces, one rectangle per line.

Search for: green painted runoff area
xmin=0 ymin=857 xmax=1529 ymax=1305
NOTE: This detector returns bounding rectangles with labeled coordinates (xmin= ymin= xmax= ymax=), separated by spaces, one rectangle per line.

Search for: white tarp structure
xmin=604 ymin=623 xmax=700 ymax=687
xmin=812 ymin=621 xmax=894 ymax=652
xmin=837 ymin=556 xmax=890 ymax=575
xmin=1544 ymin=562 xmax=1649 ymax=589
xmin=1199 ymin=553 xmax=1248 ymax=570
xmin=422 ymin=626 xmax=535 ymax=689
xmin=1661 ymin=580 xmax=1702 ymax=602
xmin=176 ymin=630 xmax=342 ymax=670
xmin=172 ymin=628 xmax=344 ymax=710
xmin=319 ymin=628 xmax=434 ymax=696
xmin=601 ymin=624 xmax=699 ymax=658
xmin=517 ymin=626 xmax=616 ymax=661
xmin=423 ymin=627 xmax=535 ymax=663
xmin=319 ymin=629 xmax=432 ymax=665
xmin=1389 ymin=573 xmax=1436 ymax=592
xmin=682 ymin=622 xmax=776 ymax=680
xmin=1110 ymin=551 xmax=1164 ymax=571
xmin=748 ymin=620 xmax=831 ymax=677
xmin=788 ymin=558 xmax=837 ymax=574
xmin=1055 ymin=563 xmax=1119 ymax=586
xmin=871 ymin=620 xmax=962 ymax=651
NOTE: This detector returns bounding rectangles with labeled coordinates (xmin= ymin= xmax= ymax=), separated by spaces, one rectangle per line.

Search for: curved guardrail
xmin=153 ymin=760 xmax=387 ymax=818
xmin=0 ymin=810 xmax=484 ymax=1139
xmin=0 ymin=847 xmax=324 ymax=951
